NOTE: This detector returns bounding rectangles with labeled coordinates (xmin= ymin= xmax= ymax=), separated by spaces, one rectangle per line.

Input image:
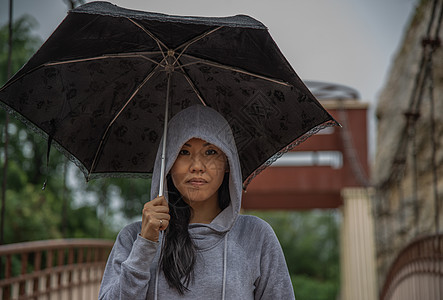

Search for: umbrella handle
xmin=158 ymin=135 xmax=167 ymax=197
xmin=158 ymin=73 xmax=172 ymax=197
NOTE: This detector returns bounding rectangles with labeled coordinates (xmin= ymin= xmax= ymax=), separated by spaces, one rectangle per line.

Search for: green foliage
xmin=64 ymin=204 xmax=116 ymax=240
xmin=248 ymin=210 xmax=340 ymax=300
xmin=107 ymin=177 xmax=151 ymax=219
xmin=0 ymin=15 xmax=41 ymax=84
xmin=293 ymin=274 xmax=339 ymax=300
xmin=5 ymin=183 xmax=61 ymax=242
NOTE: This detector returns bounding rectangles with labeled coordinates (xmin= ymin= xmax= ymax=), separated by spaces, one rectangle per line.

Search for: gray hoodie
xmin=99 ymin=105 xmax=295 ymax=299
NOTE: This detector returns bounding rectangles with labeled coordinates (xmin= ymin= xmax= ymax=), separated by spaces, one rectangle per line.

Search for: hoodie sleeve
xmin=99 ymin=224 xmax=159 ymax=300
xmin=254 ymin=220 xmax=296 ymax=300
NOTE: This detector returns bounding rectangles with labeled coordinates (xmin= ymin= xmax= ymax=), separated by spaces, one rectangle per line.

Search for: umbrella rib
xmin=175 ymin=62 xmax=207 ymax=106
xmin=127 ymin=18 xmax=168 ymax=62
xmin=180 ymin=54 xmax=292 ymax=87
xmin=0 ymin=53 xmax=166 ymax=92
xmin=88 ymin=65 xmax=161 ymax=178
xmin=173 ymin=26 xmax=223 ymax=65
xmin=44 ymin=53 xmax=166 ymax=68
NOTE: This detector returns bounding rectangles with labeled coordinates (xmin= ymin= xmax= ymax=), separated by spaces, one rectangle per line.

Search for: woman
xmin=99 ymin=105 xmax=295 ymax=299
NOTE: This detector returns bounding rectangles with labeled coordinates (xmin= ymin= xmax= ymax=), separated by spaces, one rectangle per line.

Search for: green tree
xmin=248 ymin=210 xmax=340 ymax=300
xmin=0 ymin=15 xmax=41 ymax=84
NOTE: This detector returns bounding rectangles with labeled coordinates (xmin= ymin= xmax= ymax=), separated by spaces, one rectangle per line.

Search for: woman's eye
xmin=205 ymin=149 xmax=217 ymax=155
xmin=179 ymin=149 xmax=190 ymax=155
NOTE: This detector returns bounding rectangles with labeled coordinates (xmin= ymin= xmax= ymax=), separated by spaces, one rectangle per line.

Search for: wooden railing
xmin=0 ymin=239 xmax=114 ymax=300
xmin=380 ymin=234 xmax=443 ymax=300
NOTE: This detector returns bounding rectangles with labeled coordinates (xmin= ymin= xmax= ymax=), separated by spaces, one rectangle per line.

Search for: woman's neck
xmin=188 ymin=196 xmax=221 ymax=224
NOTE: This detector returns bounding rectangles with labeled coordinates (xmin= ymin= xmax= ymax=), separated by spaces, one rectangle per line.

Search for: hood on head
xmin=150 ymin=105 xmax=242 ymax=233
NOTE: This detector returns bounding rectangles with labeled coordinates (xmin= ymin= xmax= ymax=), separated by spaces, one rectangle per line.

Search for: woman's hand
xmin=140 ymin=196 xmax=170 ymax=242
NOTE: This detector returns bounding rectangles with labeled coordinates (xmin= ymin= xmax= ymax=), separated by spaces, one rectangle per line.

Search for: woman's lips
xmin=187 ymin=178 xmax=207 ymax=186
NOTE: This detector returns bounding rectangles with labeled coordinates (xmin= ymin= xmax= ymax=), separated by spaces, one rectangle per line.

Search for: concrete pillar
xmin=340 ymin=187 xmax=377 ymax=300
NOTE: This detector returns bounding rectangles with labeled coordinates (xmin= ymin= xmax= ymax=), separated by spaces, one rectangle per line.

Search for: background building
xmin=373 ymin=0 xmax=443 ymax=298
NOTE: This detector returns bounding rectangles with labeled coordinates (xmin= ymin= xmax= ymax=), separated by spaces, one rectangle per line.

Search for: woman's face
xmin=170 ymin=138 xmax=227 ymax=205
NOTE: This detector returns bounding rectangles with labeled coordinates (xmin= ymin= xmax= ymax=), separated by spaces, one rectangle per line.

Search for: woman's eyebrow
xmin=182 ymin=142 xmax=214 ymax=147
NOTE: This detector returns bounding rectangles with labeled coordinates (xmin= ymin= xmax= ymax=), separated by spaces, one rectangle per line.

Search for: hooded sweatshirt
xmin=99 ymin=105 xmax=295 ymax=300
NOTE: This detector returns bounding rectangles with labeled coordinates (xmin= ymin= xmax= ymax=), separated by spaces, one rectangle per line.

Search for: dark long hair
xmin=161 ymin=173 xmax=230 ymax=294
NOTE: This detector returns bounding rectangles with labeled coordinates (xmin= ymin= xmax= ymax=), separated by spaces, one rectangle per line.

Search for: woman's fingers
xmin=158 ymin=218 xmax=169 ymax=230
xmin=149 ymin=195 xmax=168 ymax=206
xmin=146 ymin=212 xmax=170 ymax=227
xmin=140 ymin=196 xmax=170 ymax=241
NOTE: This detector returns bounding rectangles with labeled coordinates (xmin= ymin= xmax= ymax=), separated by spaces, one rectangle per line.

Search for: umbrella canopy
xmin=0 ymin=1 xmax=337 ymax=188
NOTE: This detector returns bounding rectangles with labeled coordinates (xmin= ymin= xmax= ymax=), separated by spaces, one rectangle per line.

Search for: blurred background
xmin=1 ymin=0 xmax=442 ymax=300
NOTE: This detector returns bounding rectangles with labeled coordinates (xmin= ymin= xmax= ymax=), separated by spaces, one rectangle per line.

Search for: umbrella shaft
xmin=158 ymin=73 xmax=172 ymax=197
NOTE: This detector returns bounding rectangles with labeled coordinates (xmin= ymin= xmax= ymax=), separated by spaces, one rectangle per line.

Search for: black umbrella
xmin=0 ymin=1 xmax=337 ymax=192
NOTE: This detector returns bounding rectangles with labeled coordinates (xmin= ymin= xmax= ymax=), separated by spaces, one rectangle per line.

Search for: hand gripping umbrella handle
xmin=158 ymin=73 xmax=172 ymax=197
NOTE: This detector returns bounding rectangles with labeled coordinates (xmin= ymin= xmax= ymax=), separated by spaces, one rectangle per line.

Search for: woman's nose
xmin=190 ymin=155 xmax=205 ymax=173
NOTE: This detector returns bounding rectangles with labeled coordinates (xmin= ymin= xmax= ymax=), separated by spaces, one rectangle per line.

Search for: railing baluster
xmin=33 ymin=251 xmax=42 ymax=300
xmin=68 ymin=247 xmax=74 ymax=299
xmin=57 ymin=248 xmax=64 ymax=299
xmin=3 ymin=254 xmax=12 ymax=300
xmin=46 ymin=249 xmax=53 ymax=300
xmin=19 ymin=252 xmax=28 ymax=296
xmin=78 ymin=247 xmax=84 ymax=299
xmin=86 ymin=247 xmax=92 ymax=298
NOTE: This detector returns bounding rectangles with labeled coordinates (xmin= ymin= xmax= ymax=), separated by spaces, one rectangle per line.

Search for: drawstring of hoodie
xmin=154 ymin=257 xmax=160 ymax=300
xmin=154 ymin=231 xmax=229 ymax=299
xmin=154 ymin=231 xmax=165 ymax=300
xmin=222 ymin=232 xmax=228 ymax=300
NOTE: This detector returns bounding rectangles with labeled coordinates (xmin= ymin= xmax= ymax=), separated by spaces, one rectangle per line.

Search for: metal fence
xmin=380 ymin=234 xmax=443 ymax=300
xmin=0 ymin=239 xmax=113 ymax=300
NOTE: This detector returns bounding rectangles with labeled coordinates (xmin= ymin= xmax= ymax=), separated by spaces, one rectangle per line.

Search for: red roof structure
xmin=242 ymin=82 xmax=369 ymax=210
